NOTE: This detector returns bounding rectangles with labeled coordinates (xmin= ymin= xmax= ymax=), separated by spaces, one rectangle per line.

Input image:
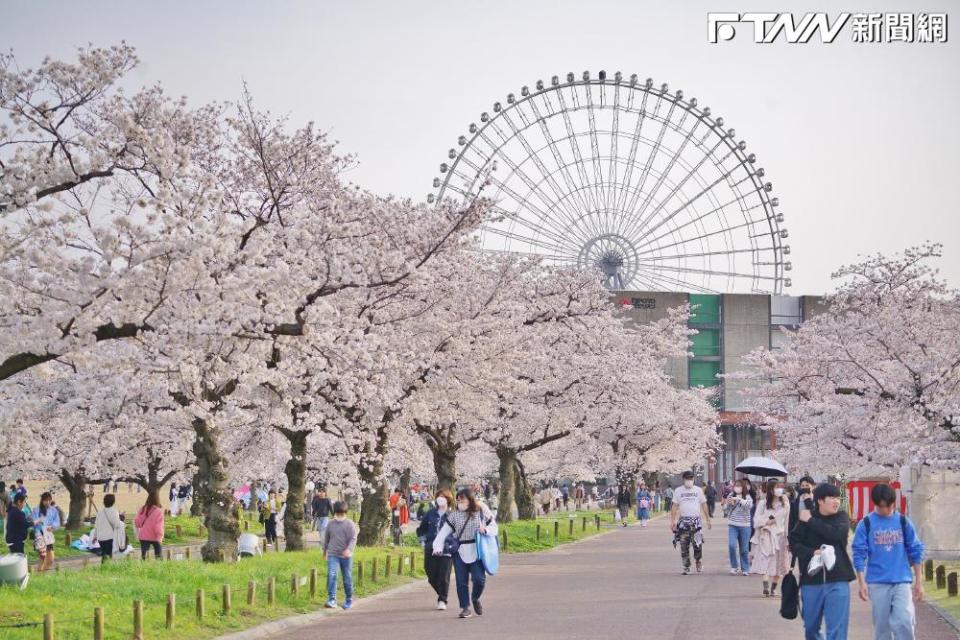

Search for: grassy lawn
xmin=924 ymin=561 xmax=960 ymax=627
xmin=0 ymin=508 xmax=637 ymax=639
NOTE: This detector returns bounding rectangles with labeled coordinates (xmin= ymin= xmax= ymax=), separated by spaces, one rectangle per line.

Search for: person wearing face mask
xmin=670 ymin=471 xmax=711 ymax=575
xmin=417 ymin=489 xmax=455 ymax=610
xmin=751 ymin=479 xmax=791 ymax=597
xmin=724 ymin=478 xmax=754 ymax=576
xmin=789 ymin=483 xmax=855 ymax=640
xmin=432 ymin=488 xmax=497 ymax=618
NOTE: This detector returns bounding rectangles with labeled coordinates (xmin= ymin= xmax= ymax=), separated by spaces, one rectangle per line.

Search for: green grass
xmin=0 ymin=508 xmax=638 ymax=639
xmin=924 ymin=561 xmax=960 ymax=626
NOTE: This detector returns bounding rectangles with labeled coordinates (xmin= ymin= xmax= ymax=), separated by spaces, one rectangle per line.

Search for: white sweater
xmin=93 ymin=507 xmax=124 ymax=541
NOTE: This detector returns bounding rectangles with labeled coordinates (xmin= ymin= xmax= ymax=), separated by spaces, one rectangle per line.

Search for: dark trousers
xmin=424 ymin=552 xmax=453 ymax=603
xmin=265 ymin=516 xmax=278 ymax=544
xmin=8 ymin=541 xmax=24 ymax=554
xmin=99 ymin=539 xmax=114 ymax=562
xmin=707 ymin=500 xmax=716 ymax=518
xmin=140 ymin=540 xmax=162 ymax=560
xmin=452 ymin=553 xmax=485 ymax=609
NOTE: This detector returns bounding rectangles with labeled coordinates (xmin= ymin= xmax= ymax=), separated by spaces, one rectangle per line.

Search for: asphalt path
xmin=266 ymin=514 xmax=958 ymax=639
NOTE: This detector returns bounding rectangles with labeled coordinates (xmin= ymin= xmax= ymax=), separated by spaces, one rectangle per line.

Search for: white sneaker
xmin=729 ymin=568 xmax=740 ymax=576
xmin=436 ymin=601 xmax=447 ymax=610
xmin=324 ymin=600 xmax=338 ymax=609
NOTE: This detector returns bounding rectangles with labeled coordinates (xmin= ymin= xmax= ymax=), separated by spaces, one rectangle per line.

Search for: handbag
xmin=442 ymin=514 xmax=472 ymax=556
xmin=476 ymin=523 xmax=500 ymax=576
xmin=780 ymin=520 xmax=800 ymax=620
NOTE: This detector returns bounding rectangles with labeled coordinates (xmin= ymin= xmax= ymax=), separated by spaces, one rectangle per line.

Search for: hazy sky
xmin=3 ymin=0 xmax=958 ymax=294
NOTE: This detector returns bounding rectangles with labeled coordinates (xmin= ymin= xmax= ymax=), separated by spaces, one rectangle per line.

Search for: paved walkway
xmin=266 ymin=514 xmax=957 ymax=639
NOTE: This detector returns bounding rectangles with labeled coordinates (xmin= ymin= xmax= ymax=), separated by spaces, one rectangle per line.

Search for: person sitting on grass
xmin=323 ymin=501 xmax=358 ymax=610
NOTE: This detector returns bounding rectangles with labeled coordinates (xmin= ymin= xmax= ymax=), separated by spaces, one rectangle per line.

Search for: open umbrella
xmin=735 ymin=456 xmax=788 ymax=477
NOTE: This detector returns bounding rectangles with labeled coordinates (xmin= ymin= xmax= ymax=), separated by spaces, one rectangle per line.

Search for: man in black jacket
xmin=311 ymin=488 xmax=333 ymax=542
xmin=788 ymin=483 xmax=855 ymax=640
xmin=789 ymin=475 xmax=817 ymax=534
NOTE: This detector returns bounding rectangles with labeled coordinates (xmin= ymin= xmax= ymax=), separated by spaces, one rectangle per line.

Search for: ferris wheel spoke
xmin=606 ymin=83 xmax=621 ymax=228
xmin=636 ymin=214 xmax=770 ymax=258
xmin=636 ymin=246 xmax=768 ymax=262
xmin=476 ymin=245 xmax=580 ymax=263
xmin=640 ymin=261 xmax=772 ymax=281
xmin=615 ymin=88 xmax=651 ymax=215
xmin=633 ymin=267 xmax=718 ymax=294
xmin=482 ymin=224 xmax=580 ymax=259
xmin=555 ymin=87 xmax=601 ymax=216
xmin=583 ymin=82 xmax=607 ymax=213
xmin=621 ymin=92 xmax=675 ymax=225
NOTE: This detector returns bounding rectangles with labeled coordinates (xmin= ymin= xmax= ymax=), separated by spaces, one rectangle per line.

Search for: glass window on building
xmin=691 ymin=328 xmax=721 ymax=357
xmin=689 ymin=360 xmax=721 ymax=387
xmin=689 ymin=294 xmax=721 ymax=325
xmin=770 ymin=327 xmax=791 ymax=351
xmin=771 ymin=295 xmax=802 ymax=326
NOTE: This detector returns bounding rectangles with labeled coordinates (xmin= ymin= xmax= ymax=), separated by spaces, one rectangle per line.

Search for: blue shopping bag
xmin=476 ymin=531 xmax=500 ymax=575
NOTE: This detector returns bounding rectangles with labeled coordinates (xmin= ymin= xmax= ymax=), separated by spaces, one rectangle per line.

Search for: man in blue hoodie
xmin=852 ymin=483 xmax=925 ymax=640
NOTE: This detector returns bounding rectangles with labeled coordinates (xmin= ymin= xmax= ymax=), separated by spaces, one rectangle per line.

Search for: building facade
xmin=615 ymin=291 xmax=826 ymax=483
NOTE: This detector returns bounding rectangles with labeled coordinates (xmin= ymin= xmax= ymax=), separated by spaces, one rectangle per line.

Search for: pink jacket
xmin=134 ymin=505 xmax=165 ymax=542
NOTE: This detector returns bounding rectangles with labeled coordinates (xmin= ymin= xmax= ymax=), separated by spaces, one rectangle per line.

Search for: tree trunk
xmin=356 ymin=425 xmax=390 ymax=546
xmin=58 ymin=469 xmax=89 ymax=531
xmin=280 ymin=428 xmax=308 ymax=552
xmin=190 ymin=469 xmax=205 ymax=517
xmin=430 ymin=443 xmax=458 ymax=492
xmin=192 ymin=418 xmax=240 ymax=562
xmin=514 ymin=459 xmax=537 ymax=520
xmin=399 ymin=468 xmax=411 ymax=497
xmin=496 ymin=448 xmax=516 ymax=523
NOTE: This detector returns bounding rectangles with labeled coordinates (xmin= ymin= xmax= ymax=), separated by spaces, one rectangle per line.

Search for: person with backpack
xmin=431 ymin=488 xmax=497 ymax=618
xmin=416 ymin=489 xmax=454 ymax=609
xmin=789 ymin=483 xmax=855 ymax=640
xmin=852 ymin=483 xmax=925 ymax=640
xmin=636 ymin=482 xmax=653 ymax=527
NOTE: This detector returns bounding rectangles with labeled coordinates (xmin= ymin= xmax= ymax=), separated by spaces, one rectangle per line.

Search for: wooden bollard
xmin=222 ymin=584 xmax=232 ymax=614
xmin=196 ymin=588 xmax=205 ymax=619
xmin=310 ymin=568 xmax=318 ymax=598
xmin=247 ymin=581 xmax=257 ymax=606
xmin=501 ymin=529 xmax=508 ymax=551
xmin=595 ymin=514 xmax=600 ymax=530
xmin=536 ymin=524 xmax=541 ymax=541
xmin=291 ymin=573 xmax=299 ymax=597
xmin=175 ymin=524 xmax=183 ymax=537
xmin=267 ymin=577 xmax=276 ymax=605
xmin=358 ymin=561 xmax=364 ymax=586
xmin=185 ymin=546 xmax=192 ymax=560
xmin=949 ymin=572 xmax=958 ymax=597
xmin=568 ymin=519 xmax=574 ymax=537
xmin=43 ymin=613 xmax=53 ymax=640
xmin=386 ymin=555 xmax=392 ymax=577
xmin=262 ymin=538 xmax=268 ymax=554
xmin=94 ymin=607 xmax=105 ymax=640
xmin=936 ymin=565 xmax=946 ymax=589
xmin=83 ymin=557 xmax=90 ymax=568
xmin=166 ymin=594 xmax=176 ymax=629
xmin=165 ymin=548 xmax=172 ymax=561
xmin=372 ymin=558 xmax=378 ymax=582
xmin=133 ymin=599 xmax=144 ymax=640
xmin=554 ymin=521 xmax=559 ymax=539
xmin=925 ymin=559 xmax=934 ymax=581
xmin=410 ymin=551 xmax=416 ymax=576
xmin=244 ymin=520 xmax=249 ymax=531
xmin=199 ymin=524 xmax=205 ymax=537
xmin=582 ymin=516 xmax=587 ymax=531
xmin=64 ymin=532 xmax=72 ymax=547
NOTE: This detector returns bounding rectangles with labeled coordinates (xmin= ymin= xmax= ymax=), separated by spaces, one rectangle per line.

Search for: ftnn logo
xmin=708 ymin=13 xmax=851 ymax=43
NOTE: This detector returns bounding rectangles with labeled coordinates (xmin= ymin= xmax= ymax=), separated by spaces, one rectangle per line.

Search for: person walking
xmin=670 ymin=470 xmax=712 ymax=575
xmin=664 ymin=483 xmax=675 ymax=511
xmin=92 ymin=494 xmax=124 ymax=563
xmin=789 ymin=483 xmax=855 ymax=640
xmin=5 ymin=493 xmax=29 ymax=554
xmin=323 ymin=501 xmax=358 ymax=610
xmin=311 ymin=488 xmax=333 ymax=543
xmin=432 ymin=488 xmax=497 ymax=618
xmin=30 ymin=492 xmax=60 ymax=571
xmin=134 ymin=492 xmax=165 ymax=560
xmin=635 ymin=482 xmax=653 ymax=527
xmin=168 ymin=482 xmax=179 ymax=518
xmin=752 ymin=479 xmax=791 ymax=596
xmin=852 ymin=483 xmax=925 ymax=640
xmin=417 ymin=489 xmax=454 ymax=609
xmin=261 ymin=489 xmax=283 ymax=547
xmin=790 ymin=475 xmax=817 ymax=534
xmin=724 ymin=478 xmax=753 ymax=576
xmin=704 ymin=481 xmax=718 ymax=518
xmin=616 ymin=484 xmax=632 ymax=527
xmin=0 ymin=482 xmax=7 ymax=540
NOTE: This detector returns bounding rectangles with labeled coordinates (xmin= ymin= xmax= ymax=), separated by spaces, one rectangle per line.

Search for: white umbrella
xmin=735 ymin=456 xmax=788 ymax=477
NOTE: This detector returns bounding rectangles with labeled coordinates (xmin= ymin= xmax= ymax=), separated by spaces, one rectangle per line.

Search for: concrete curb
xmin=927 ymin=601 xmax=960 ymax=636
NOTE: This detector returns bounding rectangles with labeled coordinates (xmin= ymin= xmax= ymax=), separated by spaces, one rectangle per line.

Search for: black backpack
xmin=780 ymin=568 xmax=800 ymax=619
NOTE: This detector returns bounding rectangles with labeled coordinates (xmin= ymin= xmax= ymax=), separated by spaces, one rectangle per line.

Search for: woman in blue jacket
xmin=31 ymin=491 xmax=61 ymax=571
xmin=416 ymin=489 xmax=454 ymax=609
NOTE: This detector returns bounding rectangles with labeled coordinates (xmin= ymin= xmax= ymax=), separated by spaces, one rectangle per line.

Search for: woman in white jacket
xmin=92 ymin=494 xmax=124 ymax=563
xmin=750 ymin=479 xmax=791 ymax=597
xmin=432 ymin=489 xmax=498 ymax=618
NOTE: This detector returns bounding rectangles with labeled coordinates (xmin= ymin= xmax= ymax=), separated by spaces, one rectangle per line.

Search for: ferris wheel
xmin=429 ymin=70 xmax=791 ymax=293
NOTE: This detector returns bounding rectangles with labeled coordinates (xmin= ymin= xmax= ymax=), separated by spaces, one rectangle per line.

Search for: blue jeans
xmin=636 ymin=507 xmax=650 ymax=520
xmin=326 ymin=555 xmax=353 ymax=603
xmin=869 ymin=582 xmax=914 ymax=640
xmin=315 ymin=516 xmax=329 ymax=539
xmin=728 ymin=525 xmax=751 ymax=573
xmin=452 ymin=553 xmax=485 ymax=609
xmin=801 ymin=581 xmax=850 ymax=640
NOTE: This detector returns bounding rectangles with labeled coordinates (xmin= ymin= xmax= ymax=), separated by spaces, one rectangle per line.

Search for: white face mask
xmin=457 ymin=502 xmax=468 ymax=511
xmin=435 ymin=497 xmax=447 ymax=509
xmin=734 ymin=486 xmax=742 ymax=494
xmin=683 ymin=480 xmax=694 ymax=488
xmin=774 ymin=488 xmax=784 ymax=497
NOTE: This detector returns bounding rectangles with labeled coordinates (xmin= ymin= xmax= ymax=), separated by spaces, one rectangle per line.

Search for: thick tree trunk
xmin=280 ymin=428 xmax=308 ymax=552
xmin=192 ymin=418 xmax=240 ymax=562
xmin=58 ymin=469 xmax=89 ymax=531
xmin=190 ymin=469 xmax=205 ymax=517
xmin=429 ymin=443 xmax=458 ymax=492
xmin=496 ymin=448 xmax=516 ymax=523
xmin=514 ymin=460 xmax=537 ymax=520
xmin=356 ymin=425 xmax=390 ymax=546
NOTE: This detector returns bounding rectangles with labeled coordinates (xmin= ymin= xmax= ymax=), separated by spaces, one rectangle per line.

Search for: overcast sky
xmin=3 ymin=0 xmax=958 ymax=294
